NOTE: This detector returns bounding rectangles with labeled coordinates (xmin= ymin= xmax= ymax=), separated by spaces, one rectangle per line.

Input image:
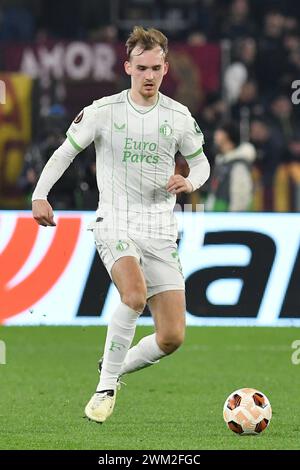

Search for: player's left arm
xmin=167 ymin=114 xmax=210 ymax=194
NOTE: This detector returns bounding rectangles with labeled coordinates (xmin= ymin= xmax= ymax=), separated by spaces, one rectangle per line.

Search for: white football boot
xmin=85 ymin=389 xmax=116 ymax=423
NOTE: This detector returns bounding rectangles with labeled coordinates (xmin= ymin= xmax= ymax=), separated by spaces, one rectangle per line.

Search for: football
xmin=223 ymin=388 xmax=272 ymax=435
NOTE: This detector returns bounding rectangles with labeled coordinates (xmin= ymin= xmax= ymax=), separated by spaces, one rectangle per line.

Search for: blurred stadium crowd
xmin=0 ymin=0 xmax=300 ymax=211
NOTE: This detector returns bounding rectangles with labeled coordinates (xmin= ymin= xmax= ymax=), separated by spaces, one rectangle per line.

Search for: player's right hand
xmin=32 ymin=199 xmax=56 ymax=227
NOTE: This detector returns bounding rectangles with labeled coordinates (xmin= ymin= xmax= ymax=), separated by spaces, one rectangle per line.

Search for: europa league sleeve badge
xmin=74 ymin=109 xmax=84 ymax=124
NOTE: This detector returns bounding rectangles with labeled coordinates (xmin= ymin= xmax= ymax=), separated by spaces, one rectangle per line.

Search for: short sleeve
xmin=66 ymin=103 xmax=97 ymax=151
xmin=179 ymin=114 xmax=205 ymax=160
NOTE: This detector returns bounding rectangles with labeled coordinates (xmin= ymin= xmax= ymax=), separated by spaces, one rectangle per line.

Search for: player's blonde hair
xmin=126 ymin=26 xmax=168 ymax=60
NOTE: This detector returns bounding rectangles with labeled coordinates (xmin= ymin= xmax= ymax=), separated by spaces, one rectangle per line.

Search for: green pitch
xmin=0 ymin=326 xmax=299 ymax=450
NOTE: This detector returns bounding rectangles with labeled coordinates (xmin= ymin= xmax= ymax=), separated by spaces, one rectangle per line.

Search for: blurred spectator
xmin=88 ymin=24 xmax=118 ymax=43
xmin=221 ymin=0 xmax=257 ymax=40
xmin=39 ymin=0 xmax=81 ymax=39
xmin=231 ymin=80 xmax=263 ymax=122
xmin=206 ymin=122 xmax=256 ymax=211
xmin=18 ymin=105 xmax=83 ymax=209
xmin=268 ymin=94 xmax=300 ymax=147
xmin=0 ymin=5 xmax=35 ymax=41
xmin=257 ymin=11 xmax=286 ymax=94
xmin=250 ymin=119 xmax=282 ymax=187
xmin=281 ymin=32 xmax=300 ymax=93
xmin=190 ymin=0 xmax=217 ymax=40
xmin=284 ymin=132 xmax=300 ymax=163
xmin=195 ymin=93 xmax=227 ymax=165
xmin=187 ymin=30 xmax=207 ymax=46
xmin=224 ymin=37 xmax=257 ymax=103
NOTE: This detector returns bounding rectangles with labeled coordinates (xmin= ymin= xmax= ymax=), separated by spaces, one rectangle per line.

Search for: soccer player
xmin=32 ymin=26 xmax=210 ymax=423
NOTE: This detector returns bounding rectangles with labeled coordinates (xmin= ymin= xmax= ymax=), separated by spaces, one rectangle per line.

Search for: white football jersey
xmin=67 ymin=90 xmax=204 ymax=240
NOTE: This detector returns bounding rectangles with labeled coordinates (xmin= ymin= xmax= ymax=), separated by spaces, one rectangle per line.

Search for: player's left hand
xmin=166 ymin=175 xmax=193 ymax=194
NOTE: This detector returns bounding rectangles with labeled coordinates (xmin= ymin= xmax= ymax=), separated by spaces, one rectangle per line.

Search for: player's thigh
xmin=112 ymin=256 xmax=147 ymax=300
xmin=94 ymin=235 xmax=147 ymax=302
xmin=141 ymin=239 xmax=185 ymax=299
xmin=148 ymin=290 xmax=186 ymax=342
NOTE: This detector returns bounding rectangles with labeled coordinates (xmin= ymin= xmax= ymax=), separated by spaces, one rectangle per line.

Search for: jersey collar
xmin=126 ymin=90 xmax=160 ymax=114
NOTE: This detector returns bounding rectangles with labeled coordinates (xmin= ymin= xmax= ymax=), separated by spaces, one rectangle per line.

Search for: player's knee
xmin=121 ymin=291 xmax=146 ymax=313
xmin=157 ymin=331 xmax=185 ymax=355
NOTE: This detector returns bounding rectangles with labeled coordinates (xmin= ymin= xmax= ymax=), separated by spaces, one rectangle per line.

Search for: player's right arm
xmin=32 ymin=104 xmax=97 ymax=226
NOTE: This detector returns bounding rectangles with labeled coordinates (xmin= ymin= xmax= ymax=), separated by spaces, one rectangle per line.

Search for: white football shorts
xmin=89 ymin=224 xmax=185 ymax=299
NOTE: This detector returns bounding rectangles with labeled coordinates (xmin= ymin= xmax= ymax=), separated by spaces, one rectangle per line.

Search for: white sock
xmin=120 ymin=333 xmax=166 ymax=376
xmin=97 ymin=302 xmax=141 ymax=392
